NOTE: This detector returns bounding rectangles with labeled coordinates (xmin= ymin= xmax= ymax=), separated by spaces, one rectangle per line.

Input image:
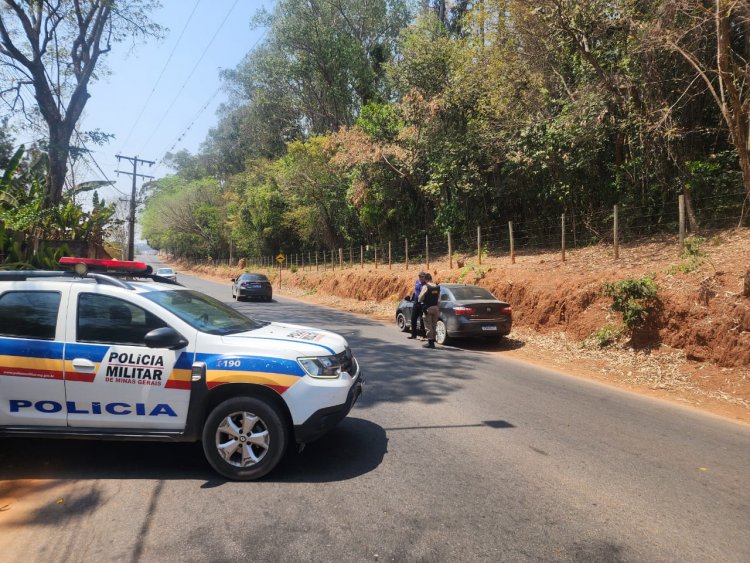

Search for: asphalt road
xmin=1 ymin=260 xmax=749 ymax=562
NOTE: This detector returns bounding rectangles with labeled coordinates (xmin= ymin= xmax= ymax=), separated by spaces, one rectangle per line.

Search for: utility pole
xmin=116 ymin=154 xmax=155 ymax=261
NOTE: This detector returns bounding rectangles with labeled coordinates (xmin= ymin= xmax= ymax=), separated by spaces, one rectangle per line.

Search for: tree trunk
xmin=45 ymin=125 xmax=72 ymax=206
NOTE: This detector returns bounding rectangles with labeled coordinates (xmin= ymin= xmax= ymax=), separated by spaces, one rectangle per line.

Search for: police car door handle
xmin=71 ymin=358 xmax=96 ymax=372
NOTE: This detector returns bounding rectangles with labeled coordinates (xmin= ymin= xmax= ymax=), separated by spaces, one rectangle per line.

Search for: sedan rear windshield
xmin=142 ymin=289 xmax=267 ymax=335
xmin=240 ymin=274 xmax=269 ymax=282
xmin=450 ymin=287 xmax=497 ymax=301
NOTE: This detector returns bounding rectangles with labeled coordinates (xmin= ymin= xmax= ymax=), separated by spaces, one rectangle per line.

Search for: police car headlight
xmin=298 ymin=355 xmax=341 ymax=378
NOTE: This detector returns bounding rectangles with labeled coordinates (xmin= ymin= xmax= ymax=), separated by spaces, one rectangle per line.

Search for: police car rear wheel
xmin=202 ymin=397 xmax=288 ymax=481
xmin=396 ymin=312 xmax=408 ymax=332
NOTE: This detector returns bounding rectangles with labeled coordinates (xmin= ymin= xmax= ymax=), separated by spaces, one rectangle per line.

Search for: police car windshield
xmin=142 ymin=289 xmax=267 ymax=335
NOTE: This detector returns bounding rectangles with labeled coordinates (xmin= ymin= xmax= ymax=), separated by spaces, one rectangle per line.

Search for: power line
xmin=159 ymin=87 xmax=221 ymax=161
xmin=117 ymin=0 xmax=203 ymax=153
xmin=74 ymin=130 xmax=128 ymax=197
xmin=157 ymin=26 xmax=269 ymax=161
xmin=141 ymin=0 xmax=241 ymax=152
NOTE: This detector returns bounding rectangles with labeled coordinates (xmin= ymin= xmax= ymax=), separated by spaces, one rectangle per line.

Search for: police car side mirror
xmin=145 ymin=327 xmax=188 ymax=350
xmin=231 ymin=278 xmax=236 ymax=282
xmin=405 ymin=295 xmax=412 ymax=302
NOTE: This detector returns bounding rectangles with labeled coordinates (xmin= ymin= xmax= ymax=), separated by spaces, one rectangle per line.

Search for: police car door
xmin=63 ymin=288 xmax=193 ymax=430
xmin=0 ymin=287 xmax=67 ymax=426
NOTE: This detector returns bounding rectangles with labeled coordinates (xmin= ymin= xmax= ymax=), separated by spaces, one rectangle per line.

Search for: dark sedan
xmin=231 ymin=272 xmax=273 ymax=302
xmin=396 ymin=283 xmax=511 ymax=345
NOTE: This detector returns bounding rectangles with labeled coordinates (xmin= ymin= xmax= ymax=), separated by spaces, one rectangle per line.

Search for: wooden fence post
xmin=388 ymin=241 xmax=392 ymax=269
xmin=405 ymin=238 xmax=409 ymax=271
xmin=360 ymin=245 xmax=364 ymax=269
xmin=374 ymin=244 xmax=378 ymax=269
xmin=561 ymin=213 xmax=566 ymax=262
xmin=331 ymin=249 xmax=335 ymax=271
xmin=614 ymin=204 xmax=620 ymax=260
xmin=678 ymin=194 xmax=686 ymax=252
xmin=425 ymin=235 xmax=430 ymax=270
xmin=349 ymin=245 xmax=353 ymax=268
xmin=509 ymin=221 xmax=515 ymax=264
xmin=448 ymin=231 xmax=453 ymax=269
xmin=477 ymin=225 xmax=482 ymax=265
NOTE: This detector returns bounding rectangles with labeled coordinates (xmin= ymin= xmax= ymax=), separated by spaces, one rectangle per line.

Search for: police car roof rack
xmin=1 ymin=257 xmax=182 ymax=289
xmin=0 ymin=269 xmax=133 ymax=289
xmin=58 ymin=257 xmax=182 ymax=286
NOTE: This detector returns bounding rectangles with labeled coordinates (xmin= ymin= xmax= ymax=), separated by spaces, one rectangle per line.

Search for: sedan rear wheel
xmin=202 ymin=396 xmax=288 ymax=481
xmin=396 ymin=312 xmax=408 ymax=332
xmin=435 ymin=320 xmax=449 ymax=345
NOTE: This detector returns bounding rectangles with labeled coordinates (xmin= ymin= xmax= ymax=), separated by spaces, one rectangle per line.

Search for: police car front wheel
xmin=202 ymin=396 xmax=288 ymax=481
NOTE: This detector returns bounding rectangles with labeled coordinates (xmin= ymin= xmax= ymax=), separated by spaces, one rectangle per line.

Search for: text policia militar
xmin=104 ymin=351 xmax=166 ymax=385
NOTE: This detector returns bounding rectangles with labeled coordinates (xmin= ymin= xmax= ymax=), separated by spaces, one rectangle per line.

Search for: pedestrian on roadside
xmin=418 ymin=272 xmax=440 ymax=349
xmin=408 ymin=271 xmax=427 ymax=339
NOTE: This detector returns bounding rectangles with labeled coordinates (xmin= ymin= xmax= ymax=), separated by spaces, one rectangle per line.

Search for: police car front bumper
xmin=293 ymin=371 xmax=364 ymax=444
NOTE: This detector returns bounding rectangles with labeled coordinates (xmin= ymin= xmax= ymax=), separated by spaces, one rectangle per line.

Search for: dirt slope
xmin=174 ymin=228 xmax=750 ymax=423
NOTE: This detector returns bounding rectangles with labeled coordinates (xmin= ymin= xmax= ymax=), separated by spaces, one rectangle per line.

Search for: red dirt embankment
xmin=176 ymin=228 xmax=750 ymax=422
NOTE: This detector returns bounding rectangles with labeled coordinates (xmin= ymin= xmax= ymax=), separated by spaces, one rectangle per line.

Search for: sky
xmin=66 ymin=0 xmax=272 ymax=209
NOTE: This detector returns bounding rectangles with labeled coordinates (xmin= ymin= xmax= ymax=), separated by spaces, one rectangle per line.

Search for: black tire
xmin=435 ymin=319 xmax=450 ymax=345
xmin=232 ymin=287 xmax=236 ymax=300
xmin=396 ymin=312 xmax=408 ymax=332
xmin=202 ymin=396 xmax=288 ymax=481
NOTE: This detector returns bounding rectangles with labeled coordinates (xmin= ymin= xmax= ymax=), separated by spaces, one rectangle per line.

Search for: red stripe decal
xmin=165 ymin=379 xmax=191 ymax=390
xmin=0 ymin=366 xmax=64 ymax=380
xmin=65 ymin=372 xmax=96 ymax=383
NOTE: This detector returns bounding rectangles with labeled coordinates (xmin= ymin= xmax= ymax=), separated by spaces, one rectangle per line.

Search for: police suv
xmin=0 ymin=258 xmax=363 ymax=480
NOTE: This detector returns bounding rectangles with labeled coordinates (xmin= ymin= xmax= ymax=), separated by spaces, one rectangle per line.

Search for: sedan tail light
xmin=454 ymin=306 xmax=476 ymax=315
xmin=499 ymin=306 xmax=512 ymax=316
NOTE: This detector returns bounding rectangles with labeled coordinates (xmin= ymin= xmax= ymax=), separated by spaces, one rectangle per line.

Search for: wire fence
xmin=186 ymin=191 xmax=749 ymax=272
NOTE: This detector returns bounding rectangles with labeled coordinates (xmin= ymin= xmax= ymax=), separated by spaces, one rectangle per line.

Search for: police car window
xmin=439 ymin=289 xmax=450 ymax=301
xmin=0 ymin=291 xmax=61 ymax=340
xmin=77 ymin=294 xmax=168 ymax=346
xmin=142 ymin=289 xmax=267 ymax=335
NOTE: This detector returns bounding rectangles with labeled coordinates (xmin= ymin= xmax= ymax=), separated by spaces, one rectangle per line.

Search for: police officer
xmin=418 ymin=273 xmax=440 ymax=349
xmin=408 ymin=271 xmax=426 ymax=339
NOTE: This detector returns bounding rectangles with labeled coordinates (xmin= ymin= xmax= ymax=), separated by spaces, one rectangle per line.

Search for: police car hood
xmin=221 ymin=322 xmax=348 ymax=355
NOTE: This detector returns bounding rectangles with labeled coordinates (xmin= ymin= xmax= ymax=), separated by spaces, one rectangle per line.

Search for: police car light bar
xmin=59 ymin=257 xmax=150 ymax=273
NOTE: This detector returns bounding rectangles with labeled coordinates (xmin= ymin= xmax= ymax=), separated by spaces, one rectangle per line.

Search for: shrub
xmin=602 ymin=275 xmax=658 ymax=333
xmin=667 ymin=236 xmax=707 ymax=274
xmin=587 ymin=323 xmax=622 ymax=348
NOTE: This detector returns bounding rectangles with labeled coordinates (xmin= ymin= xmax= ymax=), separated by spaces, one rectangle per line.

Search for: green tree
xmin=0 ymin=0 xmax=163 ymax=206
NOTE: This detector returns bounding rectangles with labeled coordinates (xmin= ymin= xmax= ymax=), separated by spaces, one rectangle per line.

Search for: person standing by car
xmin=408 ymin=271 xmax=427 ymax=339
xmin=418 ymin=273 xmax=440 ymax=349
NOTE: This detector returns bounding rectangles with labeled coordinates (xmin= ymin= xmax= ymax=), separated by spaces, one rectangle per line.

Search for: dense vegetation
xmin=136 ymin=1 xmax=748 ymax=261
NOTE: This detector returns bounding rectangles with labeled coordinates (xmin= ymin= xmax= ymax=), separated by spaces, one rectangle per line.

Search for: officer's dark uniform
xmin=408 ymin=272 xmax=426 ymax=339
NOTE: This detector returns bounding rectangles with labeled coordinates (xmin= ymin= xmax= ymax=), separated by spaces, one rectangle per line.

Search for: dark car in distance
xmin=231 ymin=273 xmax=273 ymax=302
xmin=396 ymin=283 xmax=511 ymax=345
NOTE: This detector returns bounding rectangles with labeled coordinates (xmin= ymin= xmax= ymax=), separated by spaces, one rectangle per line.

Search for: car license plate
xmin=250 ymin=283 xmax=262 ymax=288
xmin=482 ymin=325 xmax=497 ymax=331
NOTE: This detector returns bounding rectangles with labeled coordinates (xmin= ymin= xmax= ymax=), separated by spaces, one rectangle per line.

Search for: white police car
xmin=0 ymin=258 xmax=363 ymax=480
